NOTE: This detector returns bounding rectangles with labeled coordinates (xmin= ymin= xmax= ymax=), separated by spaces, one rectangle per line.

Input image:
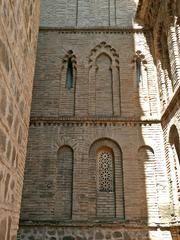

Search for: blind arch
xmin=55 ymin=145 xmax=74 ymax=220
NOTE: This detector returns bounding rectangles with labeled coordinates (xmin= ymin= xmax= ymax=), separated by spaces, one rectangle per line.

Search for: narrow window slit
xmin=66 ymin=58 xmax=73 ymax=90
xmin=136 ymin=58 xmax=143 ymax=83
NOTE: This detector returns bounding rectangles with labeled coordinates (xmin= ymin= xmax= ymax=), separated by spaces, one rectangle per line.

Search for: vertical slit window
xmin=66 ymin=58 xmax=73 ymax=90
xmin=136 ymin=58 xmax=143 ymax=83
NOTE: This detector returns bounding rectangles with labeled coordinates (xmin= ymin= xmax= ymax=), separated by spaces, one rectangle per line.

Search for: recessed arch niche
xmin=88 ymin=42 xmax=121 ymax=117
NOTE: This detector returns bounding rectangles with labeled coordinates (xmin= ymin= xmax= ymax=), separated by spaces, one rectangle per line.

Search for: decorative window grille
xmin=97 ymin=150 xmax=114 ymax=192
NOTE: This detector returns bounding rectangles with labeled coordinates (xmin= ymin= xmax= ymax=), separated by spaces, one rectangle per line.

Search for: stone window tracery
xmin=97 ymin=148 xmax=114 ymax=192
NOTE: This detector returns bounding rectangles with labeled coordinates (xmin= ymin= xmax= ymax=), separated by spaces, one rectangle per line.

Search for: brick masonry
xmin=0 ymin=0 xmax=40 ymax=239
xmin=40 ymin=0 xmax=139 ymax=28
xmin=137 ymin=0 xmax=180 ymax=227
xmin=19 ymin=0 xmax=180 ymax=240
xmin=0 ymin=0 xmax=178 ymax=240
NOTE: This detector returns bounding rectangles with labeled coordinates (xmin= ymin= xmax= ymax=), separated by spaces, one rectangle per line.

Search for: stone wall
xmin=18 ymin=224 xmax=177 ymax=240
xmin=0 ymin=0 xmax=40 ymax=239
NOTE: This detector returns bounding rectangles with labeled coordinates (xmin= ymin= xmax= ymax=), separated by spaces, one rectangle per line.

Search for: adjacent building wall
xmin=136 ymin=0 xmax=180 ymax=236
xmin=0 ymin=0 xmax=40 ymax=239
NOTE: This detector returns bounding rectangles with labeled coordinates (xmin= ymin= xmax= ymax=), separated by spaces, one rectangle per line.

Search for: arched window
xmin=55 ymin=145 xmax=74 ymax=220
xmin=136 ymin=58 xmax=143 ymax=83
xmin=96 ymin=146 xmax=115 ymax=218
xmin=89 ymin=138 xmax=124 ymax=220
xmin=169 ymin=125 xmax=180 ymax=197
xmin=66 ymin=57 xmax=74 ymax=90
xmin=60 ymin=51 xmax=77 ymax=116
xmin=132 ymin=51 xmax=147 ymax=86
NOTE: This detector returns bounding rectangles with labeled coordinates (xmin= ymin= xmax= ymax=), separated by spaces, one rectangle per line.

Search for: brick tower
xmin=19 ymin=1 xmax=180 ymax=240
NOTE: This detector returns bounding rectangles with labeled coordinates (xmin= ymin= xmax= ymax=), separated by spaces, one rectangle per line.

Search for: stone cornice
xmin=39 ymin=26 xmax=148 ymax=34
xmin=30 ymin=117 xmax=161 ymax=127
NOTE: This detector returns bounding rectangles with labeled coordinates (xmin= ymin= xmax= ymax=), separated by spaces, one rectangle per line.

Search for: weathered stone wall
xmin=0 ymin=0 xmax=40 ymax=239
xmin=18 ymin=224 xmax=177 ymax=240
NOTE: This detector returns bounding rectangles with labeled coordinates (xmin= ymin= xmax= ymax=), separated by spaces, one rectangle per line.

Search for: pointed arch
xmin=60 ymin=50 xmax=77 ymax=116
xmin=88 ymin=42 xmax=121 ymax=117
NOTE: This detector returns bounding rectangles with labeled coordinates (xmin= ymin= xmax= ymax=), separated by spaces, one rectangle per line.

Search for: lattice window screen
xmin=97 ymin=150 xmax=114 ymax=192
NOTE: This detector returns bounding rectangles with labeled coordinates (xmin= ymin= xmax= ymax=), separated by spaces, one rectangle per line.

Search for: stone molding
xmin=19 ymin=220 xmax=180 ymax=229
xmin=29 ymin=117 xmax=161 ymax=127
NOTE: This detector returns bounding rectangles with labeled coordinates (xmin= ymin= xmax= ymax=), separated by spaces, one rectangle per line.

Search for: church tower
xmin=19 ymin=1 xmax=179 ymax=240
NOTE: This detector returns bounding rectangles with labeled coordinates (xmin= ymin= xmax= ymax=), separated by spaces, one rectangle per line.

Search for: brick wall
xmin=40 ymin=0 xmax=139 ymax=28
xmin=162 ymin=98 xmax=180 ymax=219
xmin=30 ymin=30 xmax=159 ymax=120
xmin=137 ymin=0 xmax=180 ymax=224
xmin=19 ymin=0 xmax=180 ymax=240
xmin=56 ymin=146 xmax=73 ymax=220
xmin=21 ymin=123 xmax=170 ymax=223
xmin=0 ymin=0 xmax=40 ymax=239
